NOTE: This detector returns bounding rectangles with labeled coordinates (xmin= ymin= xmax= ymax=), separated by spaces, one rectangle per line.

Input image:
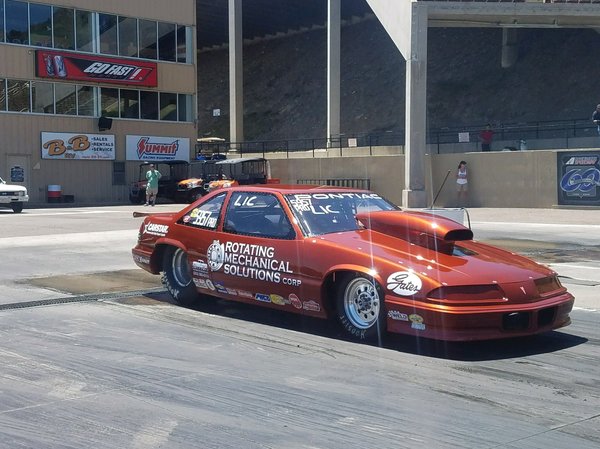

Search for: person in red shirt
xmin=479 ymin=124 xmax=494 ymax=151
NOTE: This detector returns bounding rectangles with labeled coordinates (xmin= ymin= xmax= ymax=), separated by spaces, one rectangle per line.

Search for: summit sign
xmin=126 ymin=135 xmax=190 ymax=161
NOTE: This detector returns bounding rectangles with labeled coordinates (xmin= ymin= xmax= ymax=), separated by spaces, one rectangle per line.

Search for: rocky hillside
xmin=197 ymin=19 xmax=600 ymax=141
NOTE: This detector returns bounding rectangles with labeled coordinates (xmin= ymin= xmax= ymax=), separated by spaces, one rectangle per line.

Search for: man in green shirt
xmin=145 ymin=164 xmax=161 ymax=206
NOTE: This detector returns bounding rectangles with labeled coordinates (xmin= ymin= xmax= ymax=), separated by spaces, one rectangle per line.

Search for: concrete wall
xmin=269 ymin=155 xmax=406 ymax=206
xmin=268 ymin=148 xmax=599 ymax=208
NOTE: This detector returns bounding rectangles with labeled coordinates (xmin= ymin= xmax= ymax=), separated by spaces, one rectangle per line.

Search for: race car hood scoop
xmin=355 ymin=210 xmax=473 ymax=254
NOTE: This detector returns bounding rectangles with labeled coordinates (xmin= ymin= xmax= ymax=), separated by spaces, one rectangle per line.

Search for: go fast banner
xmin=35 ymin=50 xmax=158 ymax=87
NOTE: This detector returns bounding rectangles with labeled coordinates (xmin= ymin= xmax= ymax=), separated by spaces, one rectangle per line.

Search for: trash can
xmin=47 ymin=185 xmax=62 ymax=203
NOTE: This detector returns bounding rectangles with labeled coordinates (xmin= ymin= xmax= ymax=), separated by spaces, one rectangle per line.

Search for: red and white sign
xmin=35 ymin=50 xmax=157 ymax=87
xmin=126 ymin=135 xmax=190 ymax=161
xmin=41 ymin=132 xmax=115 ymax=160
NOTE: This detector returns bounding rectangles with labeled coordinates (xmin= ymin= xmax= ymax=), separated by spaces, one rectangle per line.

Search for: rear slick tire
xmin=336 ymin=274 xmax=386 ymax=342
xmin=162 ymin=246 xmax=199 ymax=307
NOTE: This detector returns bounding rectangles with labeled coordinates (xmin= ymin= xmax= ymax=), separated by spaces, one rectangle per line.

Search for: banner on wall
xmin=126 ymin=135 xmax=190 ymax=161
xmin=35 ymin=50 xmax=158 ymax=87
xmin=557 ymin=152 xmax=600 ymax=206
xmin=41 ymin=132 xmax=115 ymax=160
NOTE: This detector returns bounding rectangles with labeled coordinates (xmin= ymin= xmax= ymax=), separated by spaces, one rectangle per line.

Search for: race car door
xmin=206 ymin=191 xmax=315 ymax=314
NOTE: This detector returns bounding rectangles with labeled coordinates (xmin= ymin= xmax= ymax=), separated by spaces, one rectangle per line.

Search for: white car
xmin=0 ymin=177 xmax=29 ymax=213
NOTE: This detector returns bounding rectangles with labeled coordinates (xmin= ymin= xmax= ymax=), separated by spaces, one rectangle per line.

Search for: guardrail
xmin=196 ymin=117 xmax=598 ymax=158
xmin=297 ymin=178 xmax=371 ymax=190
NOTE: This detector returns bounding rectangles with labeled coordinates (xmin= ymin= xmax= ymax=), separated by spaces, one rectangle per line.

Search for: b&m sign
xmin=41 ymin=132 xmax=115 ymax=160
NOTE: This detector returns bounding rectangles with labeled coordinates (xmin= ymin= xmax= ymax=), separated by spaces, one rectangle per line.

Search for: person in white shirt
xmin=456 ymin=160 xmax=468 ymax=206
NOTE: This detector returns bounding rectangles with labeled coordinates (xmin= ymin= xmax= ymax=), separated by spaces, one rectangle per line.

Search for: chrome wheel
xmin=171 ymin=247 xmax=191 ymax=287
xmin=343 ymin=277 xmax=381 ymax=330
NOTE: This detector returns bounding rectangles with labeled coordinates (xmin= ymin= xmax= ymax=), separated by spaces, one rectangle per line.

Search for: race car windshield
xmin=286 ymin=191 xmax=397 ymax=236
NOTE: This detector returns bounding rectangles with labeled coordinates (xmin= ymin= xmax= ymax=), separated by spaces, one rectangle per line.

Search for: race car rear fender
xmin=151 ymin=239 xmax=189 ymax=273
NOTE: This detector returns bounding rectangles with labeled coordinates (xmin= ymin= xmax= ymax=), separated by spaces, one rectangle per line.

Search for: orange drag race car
xmin=132 ymin=185 xmax=574 ymax=342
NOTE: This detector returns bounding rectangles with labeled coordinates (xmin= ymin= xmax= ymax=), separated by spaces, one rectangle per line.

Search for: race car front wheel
xmin=162 ymin=246 xmax=199 ymax=307
xmin=336 ymin=274 xmax=386 ymax=342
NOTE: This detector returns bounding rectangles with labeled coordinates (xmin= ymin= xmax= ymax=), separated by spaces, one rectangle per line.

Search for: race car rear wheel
xmin=162 ymin=246 xmax=199 ymax=307
xmin=336 ymin=274 xmax=386 ymax=341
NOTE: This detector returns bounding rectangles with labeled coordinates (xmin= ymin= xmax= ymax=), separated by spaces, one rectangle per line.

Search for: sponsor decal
xmin=214 ymin=281 xmax=228 ymax=294
xmin=557 ymin=152 xmax=600 ymax=206
xmin=387 ymin=310 xmax=409 ymax=321
xmin=289 ymin=193 xmax=382 ymax=214
xmin=409 ymin=314 xmax=426 ymax=331
xmin=125 ymin=135 xmax=189 ymax=161
xmin=205 ymin=279 xmax=216 ymax=291
xmin=270 ymin=294 xmax=288 ymax=306
xmin=192 ymin=260 xmax=209 ymax=277
xmin=255 ymin=293 xmax=271 ymax=303
xmin=289 ymin=294 xmax=302 ymax=309
xmin=237 ymin=290 xmax=254 ymax=299
xmin=207 ymin=241 xmax=225 ymax=271
xmin=226 ymin=288 xmax=238 ymax=296
xmin=143 ymin=222 xmax=169 ymax=237
xmin=193 ymin=278 xmax=208 ymax=289
xmin=386 ymin=271 xmax=422 ymax=296
xmin=207 ymin=240 xmax=295 ymax=284
xmin=302 ymin=300 xmax=321 ymax=312
xmin=36 ymin=50 xmax=158 ymax=87
xmin=133 ymin=254 xmax=150 ymax=265
xmin=41 ymin=132 xmax=115 ymax=160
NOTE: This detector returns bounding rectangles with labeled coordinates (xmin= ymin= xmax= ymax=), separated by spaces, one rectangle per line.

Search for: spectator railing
xmin=196 ymin=117 xmax=598 ymax=159
xmin=297 ymin=178 xmax=371 ymax=190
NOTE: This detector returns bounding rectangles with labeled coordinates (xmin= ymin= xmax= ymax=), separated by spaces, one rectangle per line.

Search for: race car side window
xmin=224 ymin=192 xmax=295 ymax=239
xmin=180 ymin=193 xmax=226 ymax=229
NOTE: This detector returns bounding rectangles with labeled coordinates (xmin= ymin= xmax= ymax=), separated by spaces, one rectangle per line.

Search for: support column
xmin=229 ymin=0 xmax=243 ymax=145
xmin=501 ymin=28 xmax=518 ymax=68
xmin=327 ymin=0 xmax=341 ymax=146
xmin=402 ymin=5 xmax=428 ymax=209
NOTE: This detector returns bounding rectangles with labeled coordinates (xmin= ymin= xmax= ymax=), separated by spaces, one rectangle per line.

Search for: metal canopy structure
xmin=196 ymin=0 xmax=371 ymax=49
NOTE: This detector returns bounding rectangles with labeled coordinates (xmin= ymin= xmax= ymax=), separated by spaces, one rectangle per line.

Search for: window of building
xmin=120 ymin=89 xmax=139 ymax=119
xmin=31 ymin=81 xmax=54 ymax=114
xmin=158 ymin=22 xmax=176 ymax=62
xmin=178 ymin=93 xmax=192 ymax=122
xmin=75 ymin=9 xmax=93 ymax=52
xmin=52 ymin=7 xmax=74 ymax=50
xmin=138 ymin=19 xmax=157 ymax=60
xmin=6 ymin=0 xmax=29 ymax=45
xmin=160 ymin=92 xmax=177 ymax=121
xmin=99 ymin=13 xmax=117 ymax=55
xmin=118 ymin=16 xmax=137 ymax=58
xmin=0 ymin=79 xmax=6 ymax=111
xmin=0 ymin=2 xmax=5 ymax=43
xmin=140 ymin=90 xmax=158 ymax=120
xmin=77 ymin=85 xmax=95 ymax=116
xmin=100 ymin=87 xmax=119 ymax=117
xmin=55 ymin=83 xmax=76 ymax=115
xmin=176 ymin=26 xmax=187 ymax=63
xmin=29 ymin=3 xmax=52 ymax=47
xmin=7 ymin=80 xmax=30 ymax=112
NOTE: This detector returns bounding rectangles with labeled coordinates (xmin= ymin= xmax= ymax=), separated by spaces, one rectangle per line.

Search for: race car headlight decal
xmin=427 ymin=284 xmax=505 ymax=304
xmin=535 ymin=276 xmax=564 ymax=295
